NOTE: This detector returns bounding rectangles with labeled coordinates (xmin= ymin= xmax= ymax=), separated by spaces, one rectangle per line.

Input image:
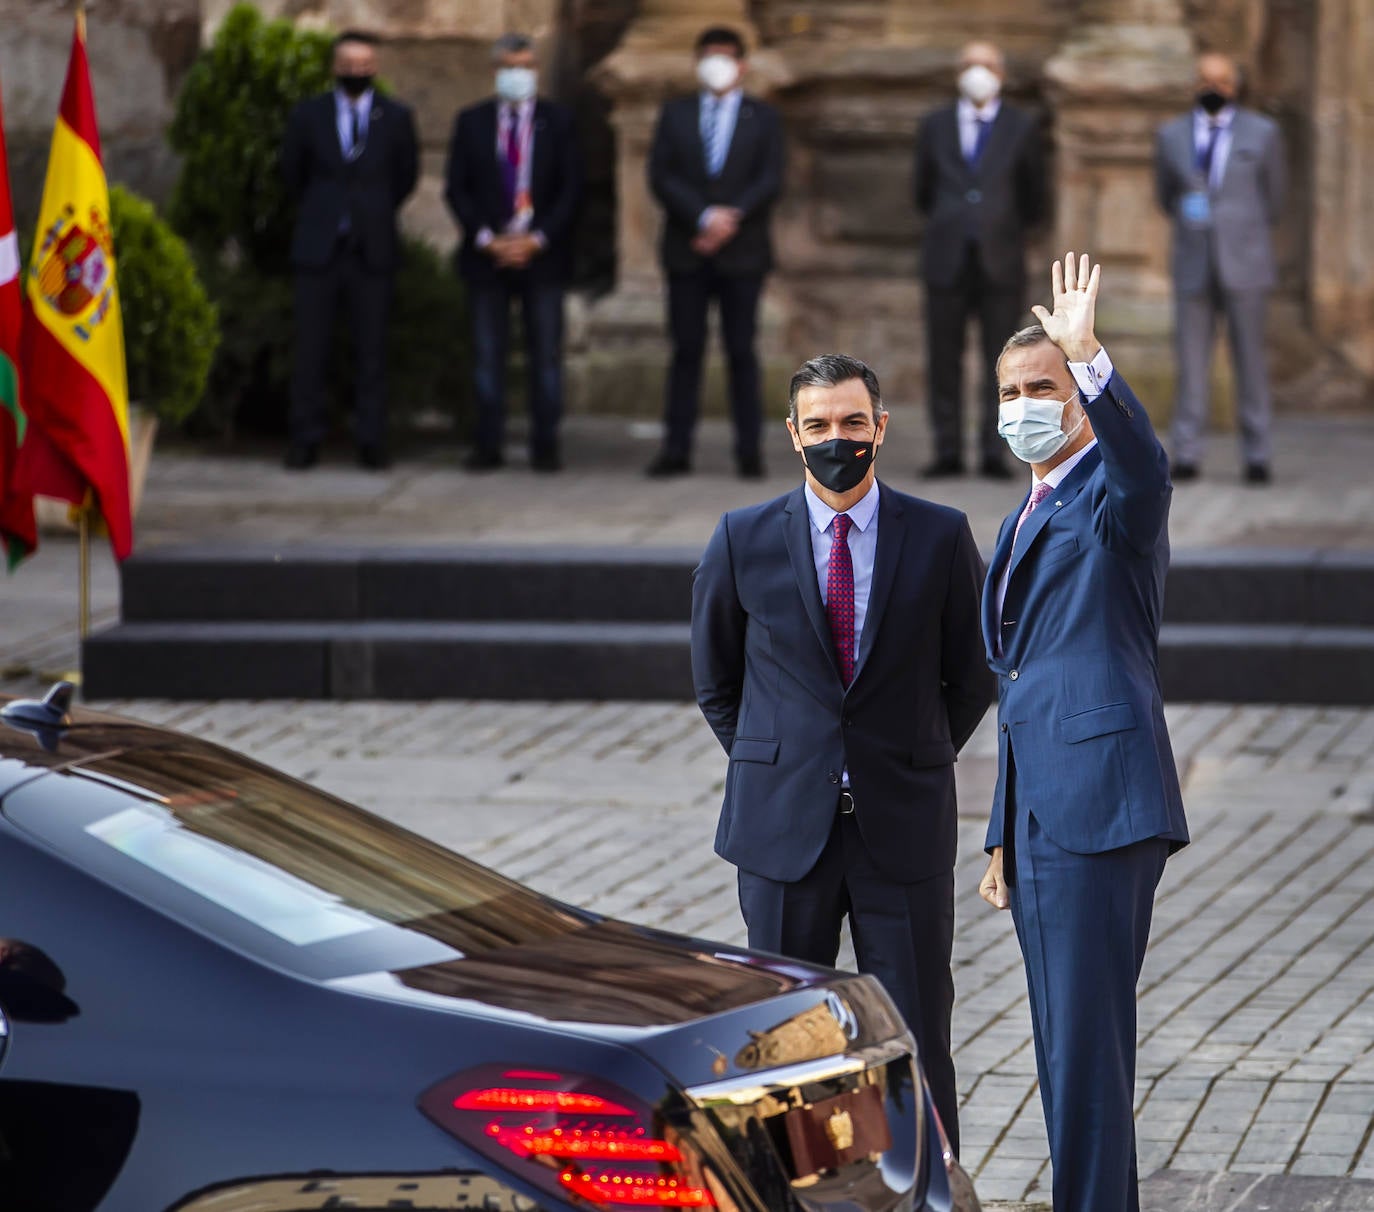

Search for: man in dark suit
xmin=692 ymin=354 xmax=992 ymax=1151
xmin=444 ymin=33 xmax=583 ymax=472
xmin=1155 ymin=52 xmax=1286 ymax=484
xmin=978 ymin=253 xmax=1190 ymax=1212
xmin=281 ymin=30 xmax=419 ymax=470
xmin=646 ymin=27 xmax=784 ymax=480
xmin=914 ymin=40 xmax=1045 ymax=479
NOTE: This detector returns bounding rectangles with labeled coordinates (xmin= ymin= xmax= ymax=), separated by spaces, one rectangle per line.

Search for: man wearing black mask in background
xmin=1155 ymin=51 xmax=1285 ymax=484
xmin=282 ymin=30 xmax=419 ymax=471
xmin=691 ymin=354 xmax=992 ymax=1153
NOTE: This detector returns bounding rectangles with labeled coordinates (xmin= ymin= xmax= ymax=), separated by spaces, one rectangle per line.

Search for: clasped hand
xmin=487 ymin=232 xmax=543 ymax=270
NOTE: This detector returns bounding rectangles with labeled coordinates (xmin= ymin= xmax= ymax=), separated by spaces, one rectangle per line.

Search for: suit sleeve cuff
xmin=1069 ymin=346 xmax=1114 ymax=402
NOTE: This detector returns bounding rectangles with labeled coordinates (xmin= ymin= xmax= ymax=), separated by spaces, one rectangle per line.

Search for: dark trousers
xmin=1003 ymin=760 xmax=1168 ymax=1212
xmin=737 ymin=809 xmax=959 ymax=1157
xmin=469 ymin=274 xmax=565 ymax=458
xmin=290 ymin=248 xmax=391 ymax=449
xmin=663 ymin=266 xmax=764 ymax=464
xmin=925 ymin=246 xmax=1025 ymax=464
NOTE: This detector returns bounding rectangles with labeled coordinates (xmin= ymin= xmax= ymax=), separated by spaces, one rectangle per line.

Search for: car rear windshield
xmin=3 ymin=736 xmax=592 ymax=980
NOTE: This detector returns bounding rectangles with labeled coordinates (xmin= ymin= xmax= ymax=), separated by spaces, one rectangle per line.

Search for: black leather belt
xmin=838 ymin=790 xmax=855 ymax=815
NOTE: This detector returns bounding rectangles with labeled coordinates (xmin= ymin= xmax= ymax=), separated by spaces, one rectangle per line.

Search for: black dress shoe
xmin=979 ymin=456 xmax=1014 ymax=480
xmin=1170 ymin=462 xmax=1199 ymax=482
xmin=463 ymin=448 xmax=505 ymax=472
xmin=284 ymin=443 xmax=319 ymax=470
xmin=357 ymin=443 xmax=391 ymax=471
xmin=922 ymin=457 xmax=966 ymax=479
xmin=646 ymin=452 xmax=691 ymax=478
xmin=1244 ymin=462 xmax=1272 ymax=485
xmin=737 ymin=454 xmax=765 ymax=480
xmin=530 ymin=448 xmax=563 ymax=473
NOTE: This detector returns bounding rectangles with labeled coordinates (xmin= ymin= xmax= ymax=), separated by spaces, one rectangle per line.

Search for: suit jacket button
xmin=1001 ymin=723 xmax=1008 ymax=733
xmin=828 ymin=772 xmax=840 ymax=784
xmin=1009 ymin=669 xmax=1019 ymax=680
xmin=843 ymin=716 xmax=853 ymax=727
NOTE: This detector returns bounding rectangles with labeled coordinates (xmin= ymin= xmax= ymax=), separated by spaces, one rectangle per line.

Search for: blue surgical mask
xmin=998 ymin=392 xmax=1084 ymax=464
xmin=495 ymin=66 xmax=537 ymax=103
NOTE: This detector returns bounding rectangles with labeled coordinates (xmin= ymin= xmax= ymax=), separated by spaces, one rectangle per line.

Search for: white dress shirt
xmin=477 ymin=98 xmax=545 ymax=249
xmin=993 ymin=346 xmax=1116 ymax=625
xmin=958 ymin=96 xmax=1002 ymax=161
xmin=1193 ymin=103 xmax=1235 ymax=190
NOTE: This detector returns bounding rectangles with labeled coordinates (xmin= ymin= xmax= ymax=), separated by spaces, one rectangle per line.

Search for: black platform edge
xmin=83 ymin=621 xmax=694 ymax=702
xmin=119 ymin=545 xmax=703 ymax=623
xmin=1159 ymin=624 xmax=1374 ymax=705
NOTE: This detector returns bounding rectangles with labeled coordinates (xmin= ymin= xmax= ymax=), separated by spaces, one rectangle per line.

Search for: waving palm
xmin=1031 ymin=251 xmax=1102 ymax=364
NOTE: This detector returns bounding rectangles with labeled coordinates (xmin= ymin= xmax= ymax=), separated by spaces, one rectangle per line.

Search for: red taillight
xmin=419 ymin=1065 xmax=717 ymax=1210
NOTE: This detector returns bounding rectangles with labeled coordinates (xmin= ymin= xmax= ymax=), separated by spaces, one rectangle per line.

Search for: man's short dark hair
xmin=695 ymin=26 xmax=746 ymax=57
xmin=333 ymin=29 xmax=379 ymax=51
xmin=995 ymin=324 xmax=1068 ymax=380
xmin=788 ymin=354 xmax=886 ymax=426
xmin=492 ymin=33 xmax=534 ymax=62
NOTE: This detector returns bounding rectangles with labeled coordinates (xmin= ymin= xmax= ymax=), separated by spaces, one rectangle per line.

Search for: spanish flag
xmin=0 ymin=75 xmax=37 ymax=568
xmin=20 ymin=12 xmax=131 ymax=560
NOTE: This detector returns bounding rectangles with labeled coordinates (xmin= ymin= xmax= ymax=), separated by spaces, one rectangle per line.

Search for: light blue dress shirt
xmin=699 ymin=88 xmax=742 ymax=177
xmin=335 ymin=88 xmax=374 ymax=159
xmin=804 ymin=479 xmax=880 ymax=668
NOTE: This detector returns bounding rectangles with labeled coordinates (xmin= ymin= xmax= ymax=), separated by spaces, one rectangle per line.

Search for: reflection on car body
xmin=0 ymin=688 xmax=980 ymax=1212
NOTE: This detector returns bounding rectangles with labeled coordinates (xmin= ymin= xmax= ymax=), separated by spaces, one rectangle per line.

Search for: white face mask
xmin=958 ymin=63 xmax=1001 ymax=107
xmin=998 ymin=392 xmax=1084 ymax=465
xmin=697 ymin=53 xmax=740 ymax=94
xmin=495 ymin=66 xmax=537 ymax=104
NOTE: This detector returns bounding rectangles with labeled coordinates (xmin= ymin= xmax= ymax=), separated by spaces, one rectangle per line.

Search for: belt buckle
xmin=838 ymin=790 xmax=855 ymax=815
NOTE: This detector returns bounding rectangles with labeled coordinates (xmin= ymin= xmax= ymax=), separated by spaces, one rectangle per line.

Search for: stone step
xmin=117 ymin=545 xmax=698 ymax=623
xmin=116 ymin=544 xmax=1374 ymax=626
xmin=83 ymin=619 xmax=1374 ymax=705
xmin=82 ymin=620 xmax=694 ymax=701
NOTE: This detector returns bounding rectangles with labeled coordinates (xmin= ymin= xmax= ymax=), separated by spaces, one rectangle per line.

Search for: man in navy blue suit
xmin=978 ymin=253 xmax=1190 ymax=1212
xmin=692 ymin=354 xmax=992 ymax=1151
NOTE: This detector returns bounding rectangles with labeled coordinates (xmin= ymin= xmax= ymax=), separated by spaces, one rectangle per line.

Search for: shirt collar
xmin=1033 ymin=438 xmax=1098 ymax=491
xmin=1194 ymin=103 xmax=1235 ymax=129
xmin=958 ymin=96 xmax=1002 ymax=124
xmin=805 ymin=479 xmax=880 ymax=535
xmin=335 ymin=88 xmax=374 ymax=111
xmin=700 ymin=88 xmax=743 ymax=106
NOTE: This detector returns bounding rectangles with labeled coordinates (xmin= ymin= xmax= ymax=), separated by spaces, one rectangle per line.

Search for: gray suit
xmin=1155 ymin=106 xmax=1286 ymax=467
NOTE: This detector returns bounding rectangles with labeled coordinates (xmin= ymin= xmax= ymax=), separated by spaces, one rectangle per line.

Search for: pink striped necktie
xmin=827 ymin=514 xmax=856 ymax=685
xmin=1012 ymin=481 xmax=1055 ymax=552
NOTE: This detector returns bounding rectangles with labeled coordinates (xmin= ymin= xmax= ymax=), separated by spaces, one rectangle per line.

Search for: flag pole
xmin=78 ymin=504 xmax=90 ymax=639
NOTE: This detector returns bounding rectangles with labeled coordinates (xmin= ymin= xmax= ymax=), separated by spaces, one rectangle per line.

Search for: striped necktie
xmin=827 ymin=514 xmax=856 ymax=685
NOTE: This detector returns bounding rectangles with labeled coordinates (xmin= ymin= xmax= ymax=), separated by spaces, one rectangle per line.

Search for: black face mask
xmin=337 ymin=74 xmax=375 ymax=98
xmin=802 ymin=437 xmax=875 ymax=494
xmin=1196 ymin=89 xmax=1227 ymax=115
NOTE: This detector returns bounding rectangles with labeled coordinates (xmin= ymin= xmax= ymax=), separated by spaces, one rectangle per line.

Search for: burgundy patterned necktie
xmin=827 ymin=513 xmax=855 ymax=685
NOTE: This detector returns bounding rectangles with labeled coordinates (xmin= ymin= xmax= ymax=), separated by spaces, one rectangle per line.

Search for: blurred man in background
xmin=445 ymin=33 xmax=583 ymax=473
xmin=914 ymin=40 xmax=1046 ymax=480
xmin=1155 ymin=52 xmax=1285 ymax=485
xmin=282 ymin=30 xmax=418 ymax=471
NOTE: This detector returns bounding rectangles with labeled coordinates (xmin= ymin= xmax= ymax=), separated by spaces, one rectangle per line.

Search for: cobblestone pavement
xmin=2 ymin=411 xmax=1374 ymax=1208
xmin=39 ymin=694 xmax=1369 ymax=1209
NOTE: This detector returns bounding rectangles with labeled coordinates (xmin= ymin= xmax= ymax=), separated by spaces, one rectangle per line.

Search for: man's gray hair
xmin=787 ymin=354 xmax=886 ymax=426
xmin=491 ymin=33 xmax=533 ymax=61
xmin=995 ymin=324 xmax=1068 ymax=378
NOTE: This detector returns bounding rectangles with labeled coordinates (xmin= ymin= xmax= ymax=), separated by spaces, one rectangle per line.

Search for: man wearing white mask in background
xmin=646 ymin=27 xmax=785 ymax=480
xmin=914 ymin=41 xmax=1045 ymax=480
xmin=978 ymin=252 xmax=1189 ymax=1212
xmin=444 ymin=33 xmax=583 ymax=472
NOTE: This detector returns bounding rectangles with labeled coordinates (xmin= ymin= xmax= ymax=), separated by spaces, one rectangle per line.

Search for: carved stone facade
xmin=0 ymin=0 xmax=1368 ymax=417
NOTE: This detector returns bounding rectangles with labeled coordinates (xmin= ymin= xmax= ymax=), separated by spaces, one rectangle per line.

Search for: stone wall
xmin=0 ymin=0 xmax=201 ymax=226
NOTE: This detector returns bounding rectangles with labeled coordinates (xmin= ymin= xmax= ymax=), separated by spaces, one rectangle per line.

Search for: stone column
xmin=579 ymin=1 xmax=785 ymax=417
xmin=1042 ymin=0 xmax=1198 ymax=419
xmin=1310 ymin=0 xmax=1374 ymax=379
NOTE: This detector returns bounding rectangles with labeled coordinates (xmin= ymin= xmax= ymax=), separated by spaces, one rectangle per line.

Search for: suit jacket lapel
xmin=783 ymin=488 xmax=839 ymax=678
xmin=718 ymin=97 xmax=755 ymax=179
xmin=982 ymin=507 xmax=1019 ymax=655
xmin=974 ymin=107 xmax=1014 ymax=176
xmin=1004 ymin=447 xmax=1102 ymax=585
xmin=1217 ymin=111 xmax=1251 ymax=192
xmin=941 ymin=108 xmax=972 ymax=184
xmin=854 ymin=484 xmax=904 ymax=681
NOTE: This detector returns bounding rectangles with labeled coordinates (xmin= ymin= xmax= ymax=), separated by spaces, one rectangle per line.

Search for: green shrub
xmin=109 ymin=185 xmax=219 ymax=427
xmin=167 ymin=3 xmax=332 ymax=271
